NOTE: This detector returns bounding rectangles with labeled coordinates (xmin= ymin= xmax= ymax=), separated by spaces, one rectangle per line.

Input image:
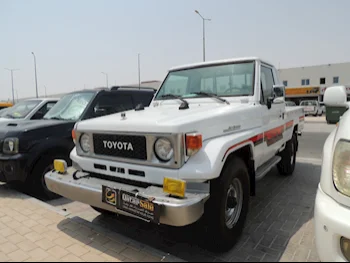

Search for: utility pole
xmin=101 ymin=72 xmax=109 ymax=88
xmin=5 ymin=68 xmax=19 ymax=104
xmin=138 ymin=53 xmax=141 ymax=89
xmin=195 ymin=10 xmax=211 ymax=62
xmin=31 ymin=52 xmax=39 ymax=98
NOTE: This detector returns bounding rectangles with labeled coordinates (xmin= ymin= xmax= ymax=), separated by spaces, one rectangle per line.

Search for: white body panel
xmin=315 ymin=105 xmax=350 ymax=261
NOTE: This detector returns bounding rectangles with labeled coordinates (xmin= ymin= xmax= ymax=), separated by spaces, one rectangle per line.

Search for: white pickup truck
xmin=314 ymin=86 xmax=350 ymax=262
xmin=45 ymin=57 xmax=304 ymax=251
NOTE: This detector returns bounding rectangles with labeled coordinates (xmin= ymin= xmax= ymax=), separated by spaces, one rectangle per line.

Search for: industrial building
xmin=279 ymin=62 xmax=350 ymax=104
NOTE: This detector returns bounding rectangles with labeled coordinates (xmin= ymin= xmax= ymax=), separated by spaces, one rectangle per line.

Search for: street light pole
xmin=5 ymin=68 xmax=19 ymax=104
xmin=138 ymin=53 xmax=141 ymax=89
xmin=31 ymin=52 xmax=39 ymax=98
xmin=101 ymin=72 xmax=109 ymax=88
xmin=195 ymin=10 xmax=211 ymax=62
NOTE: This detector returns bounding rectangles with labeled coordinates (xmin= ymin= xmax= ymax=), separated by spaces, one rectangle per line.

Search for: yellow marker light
xmin=54 ymin=159 xmax=68 ymax=174
xmin=163 ymin=178 xmax=186 ymax=198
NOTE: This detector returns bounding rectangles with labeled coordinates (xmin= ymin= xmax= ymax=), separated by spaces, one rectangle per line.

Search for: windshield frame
xmin=154 ymin=60 xmax=256 ymax=101
xmin=43 ymin=91 xmax=96 ymax=121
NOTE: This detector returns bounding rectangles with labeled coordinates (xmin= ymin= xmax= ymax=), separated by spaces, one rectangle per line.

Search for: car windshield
xmin=2 ymin=100 xmax=41 ymax=119
xmin=0 ymin=108 xmax=9 ymax=117
xmin=155 ymin=62 xmax=255 ymax=100
xmin=44 ymin=92 xmax=95 ymax=121
xmin=300 ymin=101 xmax=317 ymax=106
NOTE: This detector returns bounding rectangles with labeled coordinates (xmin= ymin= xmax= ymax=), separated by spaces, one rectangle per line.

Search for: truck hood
xmin=77 ymin=102 xmax=261 ymax=139
xmin=0 ymin=119 xmax=75 ymax=138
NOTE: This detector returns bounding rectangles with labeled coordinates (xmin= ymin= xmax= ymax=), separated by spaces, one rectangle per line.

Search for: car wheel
xmin=277 ymin=134 xmax=297 ymax=176
xmin=30 ymin=155 xmax=69 ymax=200
xmin=203 ymin=157 xmax=250 ymax=252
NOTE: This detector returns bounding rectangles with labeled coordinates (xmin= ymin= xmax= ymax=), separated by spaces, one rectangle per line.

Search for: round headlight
xmin=154 ymin=138 xmax=174 ymax=162
xmin=80 ymin=134 xmax=91 ymax=153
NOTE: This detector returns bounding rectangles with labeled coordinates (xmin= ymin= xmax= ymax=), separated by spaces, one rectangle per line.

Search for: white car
xmin=46 ymin=57 xmax=304 ymax=252
xmin=314 ymin=86 xmax=350 ymax=261
xmin=300 ymin=100 xmax=323 ymax=116
xmin=0 ymin=98 xmax=59 ymax=123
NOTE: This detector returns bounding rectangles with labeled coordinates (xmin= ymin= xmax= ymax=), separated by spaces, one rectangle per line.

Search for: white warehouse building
xmin=278 ymin=62 xmax=350 ymax=104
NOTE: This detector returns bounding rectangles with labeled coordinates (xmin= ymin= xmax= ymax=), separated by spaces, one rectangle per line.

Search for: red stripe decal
xmin=286 ymin=120 xmax=294 ymax=130
xmin=299 ymin=116 xmax=305 ymax=121
xmin=222 ymin=133 xmax=264 ymax=161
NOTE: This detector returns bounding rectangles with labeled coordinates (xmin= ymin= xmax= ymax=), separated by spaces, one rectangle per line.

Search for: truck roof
xmin=169 ymin=57 xmax=274 ymax=72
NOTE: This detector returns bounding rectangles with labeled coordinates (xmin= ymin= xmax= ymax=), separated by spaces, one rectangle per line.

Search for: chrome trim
xmin=75 ymin=130 xmax=185 ymax=169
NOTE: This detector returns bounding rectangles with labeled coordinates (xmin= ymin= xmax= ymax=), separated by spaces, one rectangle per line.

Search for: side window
xmin=92 ymin=94 xmax=134 ymax=118
xmin=31 ymin=101 xmax=57 ymax=120
xmin=261 ymin=66 xmax=275 ymax=104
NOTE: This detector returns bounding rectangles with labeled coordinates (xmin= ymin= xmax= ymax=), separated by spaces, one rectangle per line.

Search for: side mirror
xmin=267 ymin=97 xmax=273 ymax=109
xmin=273 ymin=85 xmax=286 ymax=98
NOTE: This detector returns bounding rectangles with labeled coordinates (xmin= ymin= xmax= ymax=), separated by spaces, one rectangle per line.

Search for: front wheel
xmin=203 ymin=157 xmax=250 ymax=252
xmin=30 ymin=155 xmax=69 ymax=200
xmin=277 ymin=133 xmax=297 ymax=176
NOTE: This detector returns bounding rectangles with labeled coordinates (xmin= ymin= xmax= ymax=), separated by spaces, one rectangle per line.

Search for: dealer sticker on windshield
xmin=102 ymin=186 xmax=161 ymax=223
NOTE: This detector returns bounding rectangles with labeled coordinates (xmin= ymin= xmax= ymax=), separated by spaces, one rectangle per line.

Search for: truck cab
xmin=45 ymin=57 xmax=304 ymax=251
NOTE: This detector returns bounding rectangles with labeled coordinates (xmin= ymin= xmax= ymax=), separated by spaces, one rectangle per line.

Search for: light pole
xmin=101 ymin=72 xmax=109 ymax=88
xmin=31 ymin=52 xmax=39 ymax=98
xmin=195 ymin=10 xmax=211 ymax=62
xmin=5 ymin=68 xmax=19 ymax=104
xmin=138 ymin=53 xmax=141 ymax=89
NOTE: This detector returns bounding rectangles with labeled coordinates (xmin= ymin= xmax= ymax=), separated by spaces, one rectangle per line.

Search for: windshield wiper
xmin=160 ymin=94 xmax=189 ymax=110
xmin=193 ymin=92 xmax=230 ymax=105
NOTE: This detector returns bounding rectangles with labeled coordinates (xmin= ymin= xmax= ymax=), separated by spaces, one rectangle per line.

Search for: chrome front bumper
xmin=45 ymin=168 xmax=210 ymax=227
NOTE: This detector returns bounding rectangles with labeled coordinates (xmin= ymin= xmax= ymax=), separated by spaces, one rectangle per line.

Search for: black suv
xmin=0 ymin=87 xmax=155 ymax=199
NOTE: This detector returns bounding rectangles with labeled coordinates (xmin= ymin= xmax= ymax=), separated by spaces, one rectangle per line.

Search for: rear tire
xmin=277 ymin=133 xmax=297 ymax=176
xmin=203 ymin=157 xmax=250 ymax=252
xmin=30 ymin=155 xmax=70 ymax=200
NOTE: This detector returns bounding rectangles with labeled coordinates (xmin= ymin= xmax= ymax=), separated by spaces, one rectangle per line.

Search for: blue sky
xmin=1 ymin=0 xmax=350 ymax=100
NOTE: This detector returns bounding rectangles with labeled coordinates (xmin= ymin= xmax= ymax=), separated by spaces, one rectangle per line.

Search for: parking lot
xmin=0 ymin=117 xmax=333 ymax=262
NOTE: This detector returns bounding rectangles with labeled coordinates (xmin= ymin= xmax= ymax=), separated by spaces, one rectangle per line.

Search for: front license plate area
xmin=102 ymin=186 xmax=160 ymax=223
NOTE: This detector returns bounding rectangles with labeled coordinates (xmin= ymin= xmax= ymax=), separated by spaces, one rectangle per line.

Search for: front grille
xmin=93 ymin=134 xmax=147 ymax=160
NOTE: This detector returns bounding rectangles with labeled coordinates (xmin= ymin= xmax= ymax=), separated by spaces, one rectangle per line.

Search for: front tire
xmin=30 ymin=155 xmax=69 ymax=200
xmin=203 ymin=157 xmax=250 ymax=252
xmin=277 ymin=133 xmax=297 ymax=176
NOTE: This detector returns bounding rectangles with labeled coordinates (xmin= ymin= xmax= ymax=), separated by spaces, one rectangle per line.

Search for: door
xmin=260 ymin=65 xmax=285 ymax=164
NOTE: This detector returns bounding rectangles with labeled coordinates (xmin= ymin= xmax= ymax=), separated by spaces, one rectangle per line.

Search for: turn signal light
xmin=72 ymin=129 xmax=76 ymax=143
xmin=54 ymin=159 xmax=67 ymax=174
xmin=163 ymin=178 xmax=186 ymax=198
xmin=186 ymin=133 xmax=202 ymax=156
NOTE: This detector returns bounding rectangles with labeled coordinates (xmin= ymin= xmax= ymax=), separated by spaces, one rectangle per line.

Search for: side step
xmin=255 ymin=156 xmax=282 ymax=181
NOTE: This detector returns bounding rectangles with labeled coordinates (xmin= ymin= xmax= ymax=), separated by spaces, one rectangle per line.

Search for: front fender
xmin=179 ymin=130 xmax=256 ymax=182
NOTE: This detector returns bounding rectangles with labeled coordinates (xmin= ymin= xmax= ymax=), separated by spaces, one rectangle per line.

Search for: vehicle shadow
xmin=57 ymin=161 xmax=320 ymax=262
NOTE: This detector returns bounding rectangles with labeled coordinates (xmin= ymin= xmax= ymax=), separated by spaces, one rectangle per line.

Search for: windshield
xmin=2 ymin=100 xmax=41 ymax=119
xmin=44 ymin=92 xmax=95 ymax=121
xmin=0 ymin=108 xmax=9 ymax=117
xmin=155 ymin=62 xmax=255 ymax=100
xmin=300 ymin=101 xmax=317 ymax=106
